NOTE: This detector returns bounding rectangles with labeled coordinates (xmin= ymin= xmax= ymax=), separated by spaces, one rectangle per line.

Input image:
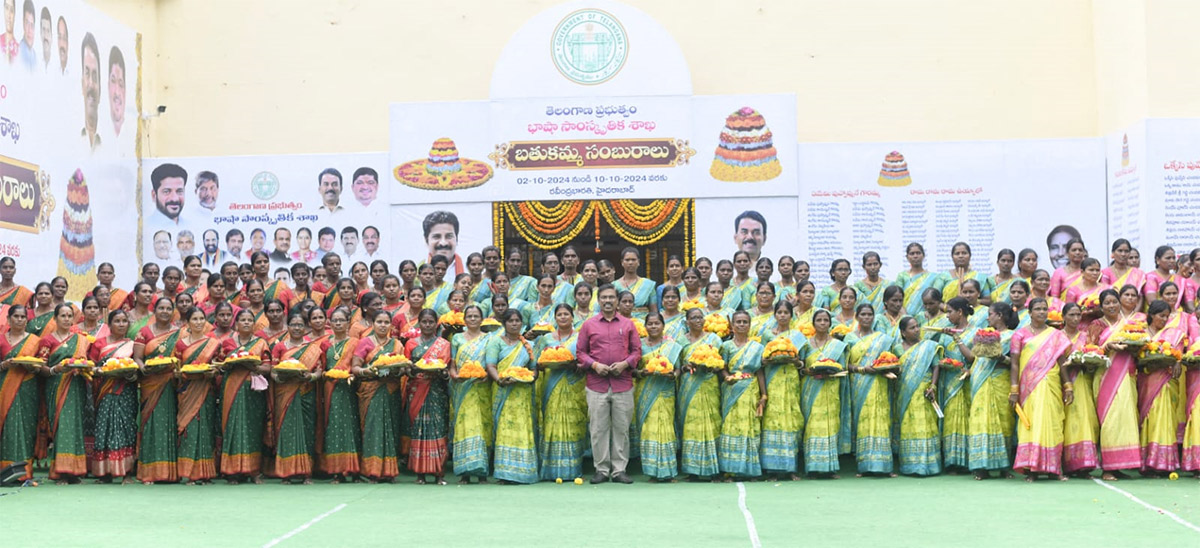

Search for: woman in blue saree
xmin=845 ymin=304 xmax=895 ymax=476
xmin=449 ymin=305 xmax=492 ymax=484
xmin=894 ymin=317 xmax=943 ymax=476
xmin=759 ymin=301 xmax=806 ymax=480
xmin=800 ymin=309 xmax=849 ymax=478
xmin=486 ymin=309 xmax=539 ymax=484
xmin=896 ymin=243 xmax=947 ymax=317
xmin=638 ymin=313 xmax=681 ymax=481
xmin=533 ymin=304 xmax=586 ymax=482
xmin=677 ymin=308 xmax=723 ymax=480
xmin=718 ymin=310 xmax=766 ymax=479
xmin=613 ymin=247 xmax=657 ymax=321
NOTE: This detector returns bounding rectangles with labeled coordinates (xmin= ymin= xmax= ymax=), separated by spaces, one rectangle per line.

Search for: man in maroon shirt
xmin=576 ymin=284 xmax=641 ymax=484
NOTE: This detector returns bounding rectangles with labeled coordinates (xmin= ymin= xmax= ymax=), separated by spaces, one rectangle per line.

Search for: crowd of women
xmin=0 ymin=235 xmax=1198 ymax=486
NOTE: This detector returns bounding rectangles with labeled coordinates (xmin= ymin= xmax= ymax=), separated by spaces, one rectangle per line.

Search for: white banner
xmin=141 ymin=153 xmax=389 ymax=276
xmin=695 ymin=196 xmax=799 ymax=267
xmin=388 ymin=202 xmax=495 ymax=283
xmin=1106 ymin=122 xmax=1147 ymax=249
xmin=1138 ymin=118 xmax=1200 ymax=253
xmin=0 ymin=0 xmax=139 ymax=297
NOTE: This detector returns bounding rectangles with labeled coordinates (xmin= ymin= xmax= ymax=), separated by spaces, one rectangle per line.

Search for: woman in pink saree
xmin=1050 ymin=239 xmax=1087 ymax=300
xmin=1010 ymin=298 xmax=1073 ymax=481
xmin=1093 ymin=289 xmax=1142 ymax=479
xmin=1101 ymin=239 xmax=1145 ymax=301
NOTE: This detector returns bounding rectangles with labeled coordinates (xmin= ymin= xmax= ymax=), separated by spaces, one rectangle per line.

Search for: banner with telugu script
xmin=388 ymin=94 xmax=798 ymax=203
xmin=1131 ymin=118 xmax=1200 ymax=252
xmin=796 ymin=139 xmax=1107 ymax=278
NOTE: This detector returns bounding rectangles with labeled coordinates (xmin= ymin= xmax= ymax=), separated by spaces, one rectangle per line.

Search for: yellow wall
xmin=88 ymin=0 xmax=1196 ymax=156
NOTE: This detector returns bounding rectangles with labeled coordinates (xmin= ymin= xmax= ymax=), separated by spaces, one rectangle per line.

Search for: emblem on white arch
xmin=551 ymin=9 xmax=629 ymax=85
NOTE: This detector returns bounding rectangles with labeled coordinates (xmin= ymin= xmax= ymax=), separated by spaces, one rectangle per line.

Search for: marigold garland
xmin=502 ymin=201 xmax=595 ymax=249
xmin=495 ymin=198 xmax=696 ymax=258
xmin=598 ymin=199 xmax=688 ymax=245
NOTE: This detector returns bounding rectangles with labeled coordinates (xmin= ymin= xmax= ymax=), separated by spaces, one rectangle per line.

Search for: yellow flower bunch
xmin=500 ymin=367 xmax=535 ymax=382
xmin=1118 ymin=321 xmax=1150 ymax=344
xmin=872 ymin=351 xmax=901 ymax=370
xmin=810 ymin=358 xmax=844 ymax=374
xmin=703 ymin=314 xmax=730 ymax=337
xmin=481 ymin=318 xmax=503 ymax=332
xmin=633 ymin=318 xmax=648 ymax=338
xmin=62 ymin=358 xmax=95 ymax=368
xmin=1140 ymin=341 xmax=1182 ymax=361
xmin=830 ymin=324 xmax=852 ymax=338
xmin=538 ymin=346 xmax=574 ymax=364
xmin=457 ymin=360 xmax=488 ymax=379
xmin=643 ymin=355 xmax=674 ymax=375
xmin=145 ymin=357 xmax=178 ymax=368
xmin=100 ymin=357 xmax=138 ymax=372
xmin=414 ymin=358 xmax=447 ymax=370
xmin=439 ymin=311 xmax=465 ymax=326
xmin=688 ymin=343 xmax=726 ymax=370
xmin=764 ymin=337 xmax=798 ymax=359
xmin=798 ymin=323 xmax=816 ymax=338
xmin=681 ymin=299 xmax=704 ymax=311
xmin=372 ymin=353 xmax=411 ymax=367
xmin=325 ymin=368 xmax=351 ymax=380
xmin=180 ymin=363 xmax=212 ymax=374
xmin=275 ymin=359 xmax=307 ymax=371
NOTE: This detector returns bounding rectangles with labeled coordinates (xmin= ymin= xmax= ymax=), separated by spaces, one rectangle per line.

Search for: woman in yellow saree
xmin=1050 ymin=238 xmax=1087 ymax=300
xmin=1010 ymin=298 xmax=1073 ymax=481
xmin=815 ymin=259 xmax=853 ymax=315
xmin=1101 ymin=239 xmax=1145 ymax=297
xmin=1094 ymin=289 xmax=1143 ymax=480
xmin=486 ymin=309 xmax=538 ymax=484
xmin=678 ymin=308 xmax=722 ymax=481
xmin=614 ymin=247 xmax=658 ymax=320
xmin=717 ymin=310 xmax=766 ymax=479
xmin=932 ymin=297 xmax=978 ymax=473
xmin=789 ymin=281 xmax=818 ymax=331
xmin=749 ymin=282 xmax=777 ymax=339
xmin=855 ymin=252 xmax=891 ymax=313
xmin=895 ymin=317 xmax=943 ymax=476
xmin=177 ymin=308 xmax=222 ymax=485
xmin=450 ymin=305 xmax=491 ymax=484
xmin=39 ymin=304 xmax=91 ymax=483
xmin=534 ymin=304 xmax=586 ymax=482
xmin=759 ymin=301 xmax=806 ymax=480
xmin=984 ymin=249 xmax=1018 ymax=305
xmin=895 ymin=243 xmax=947 ymax=317
xmin=943 ymin=242 xmax=984 ymax=302
xmin=638 ymin=313 xmax=681 ymax=482
xmin=1138 ymin=300 xmax=1183 ymax=475
xmin=132 ymin=297 xmax=183 ymax=484
xmin=351 ymin=310 xmax=402 ymax=483
xmin=967 ymin=302 xmax=1018 ymax=480
xmin=1184 ymin=337 xmax=1200 ymax=476
xmin=1060 ymin=303 xmax=1100 ymax=476
xmin=845 ymin=304 xmax=894 ymax=476
xmin=801 ymin=309 xmax=848 ymax=478
xmin=0 ymin=305 xmax=41 ymax=482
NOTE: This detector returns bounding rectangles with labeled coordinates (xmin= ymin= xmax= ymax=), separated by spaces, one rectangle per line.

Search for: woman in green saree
xmin=39 ymin=304 xmax=91 ymax=483
xmin=638 ymin=313 xmax=681 ymax=481
xmin=967 ymin=302 xmax=1019 ymax=480
xmin=944 ymin=242 xmax=985 ymax=302
xmin=534 ymin=304 xmax=586 ymax=482
xmin=177 ymin=308 xmax=222 ymax=485
xmin=896 ymin=243 xmax=947 ymax=317
xmin=404 ymin=308 xmax=452 ymax=485
xmin=0 ymin=305 xmax=42 ymax=482
xmin=526 ymin=275 xmax=557 ymax=330
xmin=715 ymin=260 xmax=742 ymax=312
xmin=449 ymin=305 xmax=491 ymax=484
xmin=270 ymin=310 xmax=325 ymax=484
xmin=894 ymin=316 xmax=943 ymax=476
xmin=789 ymin=281 xmax=818 ymax=330
xmin=815 ymin=259 xmax=853 ymax=315
xmin=613 ymin=246 xmax=658 ymax=320
xmin=0 ymin=257 xmax=33 ymax=314
xmin=487 ymin=309 xmax=539 ymax=484
xmin=678 ymin=308 xmax=722 ymax=481
xmin=801 ymin=309 xmax=848 ymax=478
xmin=855 ymin=252 xmax=891 ymax=313
xmin=24 ymin=282 xmax=56 ymax=337
xmin=717 ymin=310 xmax=766 ymax=479
xmin=319 ymin=306 xmax=361 ymax=483
xmin=125 ymin=282 xmax=157 ymax=339
xmin=133 ymin=297 xmax=183 ymax=484
xmin=219 ymin=308 xmax=272 ymax=484
xmin=845 ymin=304 xmax=895 ymax=476
xmin=934 ymin=297 xmax=979 ymax=473
xmin=984 ymin=249 xmax=1019 ymax=305
xmin=759 ymin=301 xmax=806 ymax=480
xmin=749 ymin=282 xmax=777 ymax=339
xmin=660 ymin=285 xmax=687 ymax=342
xmin=351 ymin=310 xmax=402 ymax=483
xmin=88 ymin=310 xmax=137 ymax=483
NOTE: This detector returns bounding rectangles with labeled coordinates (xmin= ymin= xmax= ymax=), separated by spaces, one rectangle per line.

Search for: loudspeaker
xmin=0 ymin=462 xmax=26 ymax=486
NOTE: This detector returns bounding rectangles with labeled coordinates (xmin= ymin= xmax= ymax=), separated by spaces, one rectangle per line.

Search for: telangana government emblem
xmin=551 ymin=9 xmax=628 ymax=85
xmin=250 ymin=171 xmax=280 ymax=200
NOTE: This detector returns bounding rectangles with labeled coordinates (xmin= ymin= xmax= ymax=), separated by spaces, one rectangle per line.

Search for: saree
xmin=718 ymin=339 xmax=765 ymax=477
xmin=355 ymin=336 xmax=401 ymax=479
xmin=124 ymin=311 xmax=153 ymax=340
xmin=943 ymin=271 xmax=981 ymax=302
xmin=663 ymin=313 xmax=687 ymax=342
xmin=1011 ymin=327 xmax=1071 ymax=475
xmin=748 ymin=311 xmax=774 ymax=341
xmin=262 ymin=280 xmax=294 ymax=312
xmin=760 ymin=330 xmax=806 ymax=474
xmin=176 ymin=337 xmax=221 ymax=481
xmin=1050 ymin=267 xmax=1084 ymax=301
xmin=1184 ymin=342 xmax=1200 ymax=471
xmin=1062 ymin=331 xmax=1100 ymax=473
xmin=487 ymin=336 xmax=538 ymax=483
xmin=1144 ymin=271 xmax=1184 ymax=309
xmin=967 ymin=330 xmax=1014 ymax=471
xmin=41 ymin=333 xmax=90 ymax=479
xmin=25 ymin=308 xmax=56 ymax=337
xmin=0 ymin=285 xmax=32 ymax=308
xmin=1101 ymin=267 xmax=1145 ymax=294
xmin=405 ymin=336 xmax=451 ymax=475
xmin=935 ymin=327 xmax=975 ymax=469
xmin=551 ymin=281 xmax=575 ymax=306
xmin=319 ymin=336 xmax=361 ymax=477
xmin=535 ymin=331 xmax=586 ymax=481
xmin=814 ymin=285 xmax=850 ymax=315
xmin=469 ymin=279 xmax=493 ymax=306
xmin=509 ymin=274 xmax=539 ymax=304
xmin=137 ymin=326 xmax=183 ymax=483
xmin=271 ymin=340 xmax=323 ymax=478
xmin=854 ymin=278 xmax=892 ymax=313
xmin=1137 ymin=325 xmax=1183 ymax=472
xmin=220 ymin=336 xmax=270 ymax=477
xmin=1095 ymin=319 xmax=1143 ymax=471
xmin=637 ymin=339 xmax=681 ymax=479
xmin=89 ymin=337 xmax=138 ymax=478
xmin=427 ymin=282 xmax=452 ymax=313
xmin=677 ymin=334 xmax=723 ymax=477
xmin=0 ymin=333 xmax=40 ymax=480
xmin=451 ymin=332 xmax=492 ymax=478
xmin=614 ymin=277 xmax=655 ymax=320
xmin=719 ymin=285 xmax=743 ymax=311
xmin=846 ymin=331 xmax=895 ymax=473
xmin=896 ymin=340 xmax=942 ymax=476
xmin=896 ymin=271 xmax=947 ymax=317
xmin=801 ymin=339 xmax=848 ymax=474
xmin=985 ymin=276 xmax=1017 ymax=304
xmin=527 ymin=303 xmax=556 ymax=331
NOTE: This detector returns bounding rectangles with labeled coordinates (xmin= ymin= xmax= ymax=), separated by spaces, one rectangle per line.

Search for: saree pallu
xmin=138 ymin=329 xmax=182 ymax=483
xmin=677 ymin=336 xmax=722 ymax=477
xmin=1097 ymin=321 xmax=1142 ymax=471
xmin=614 ymin=277 xmax=653 ymax=320
xmin=717 ymin=340 xmax=765 ymax=477
xmin=636 ymin=372 xmax=677 ymax=479
xmin=761 ymin=331 xmax=805 ymax=474
xmin=272 ymin=343 xmax=323 ymax=479
xmin=896 ymin=341 xmax=942 ymax=476
xmin=358 ymin=338 xmax=400 ymax=480
xmin=489 ymin=338 xmax=538 ymax=483
xmin=508 ymin=275 xmax=539 ymax=304
xmin=967 ymin=332 xmax=1013 ymax=471
xmin=933 ymin=329 xmax=973 ymax=469
xmin=91 ymin=340 xmax=137 ymax=478
xmin=1183 ymin=369 xmax=1200 ymax=471
xmin=854 ymin=279 xmax=891 ymax=313
xmin=1012 ymin=328 xmax=1071 ymax=475
xmin=896 ymin=271 xmax=946 ymax=317
xmin=813 ymin=286 xmax=845 ymax=315
xmin=25 ymin=310 xmax=56 ymax=337
xmin=1063 ymin=370 xmax=1100 ymax=473
xmin=1138 ymin=368 xmax=1178 ymax=472
xmin=986 ymin=276 xmax=1016 ymax=304
xmin=801 ymin=340 xmax=847 ymax=474
xmin=539 ymin=361 xmax=587 ymax=481
xmin=943 ymin=271 xmax=981 ymax=302
xmin=406 ymin=337 xmax=451 ymax=475
xmin=720 ymin=285 xmax=743 ymax=312
xmin=176 ymin=338 xmax=221 ymax=481
xmin=0 ymin=334 xmax=40 ymax=480
xmin=1101 ymin=267 xmax=1145 ymax=294
xmin=220 ymin=346 xmax=269 ymax=476
xmin=451 ymin=332 xmax=491 ymax=478
xmin=320 ymin=338 xmax=360 ymax=477
xmin=847 ymin=332 xmax=894 ymax=472
xmin=1050 ymin=268 xmax=1083 ymax=301
xmin=44 ymin=334 xmax=90 ymax=479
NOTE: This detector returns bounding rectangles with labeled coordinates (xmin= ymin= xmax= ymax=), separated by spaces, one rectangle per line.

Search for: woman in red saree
xmin=94 ymin=262 xmax=128 ymax=317
xmin=320 ymin=307 xmax=360 ymax=482
xmin=199 ymin=274 xmax=241 ymax=323
xmin=351 ymin=292 xmax=383 ymax=340
xmin=381 ymin=275 xmax=404 ymax=317
xmin=1093 ymin=289 xmax=1143 ymax=479
xmin=88 ymin=310 xmax=137 ymax=482
xmin=177 ymin=307 xmax=222 ymax=484
xmin=209 ymin=301 xmax=236 ymax=343
xmin=133 ymin=297 xmax=184 ymax=484
xmin=0 ymin=305 xmax=42 ymax=481
xmin=269 ymin=310 xmax=325 ymax=484
xmin=219 ymin=309 xmax=273 ymax=484
xmin=350 ymin=310 xmax=402 ymax=482
xmin=404 ymin=309 xmax=451 ymax=485
xmin=391 ymin=287 xmax=425 ymax=339
xmin=306 ymin=307 xmax=331 ymax=345
xmin=39 ymin=304 xmax=91 ymax=483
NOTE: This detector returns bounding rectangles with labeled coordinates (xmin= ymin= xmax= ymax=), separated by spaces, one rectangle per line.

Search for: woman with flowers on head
xmin=1138 ymin=300 xmax=1184 ymax=476
xmin=677 ymin=308 xmax=722 ymax=481
xmin=176 ymin=307 xmax=222 ymax=485
xmin=132 ymin=297 xmax=184 ymax=484
xmin=318 ymin=307 xmax=361 ymax=483
xmin=269 ymin=310 xmax=325 ymax=485
xmin=894 ymin=316 xmax=943 ymax=476
xmin=1010 ymin=298 xmax=1073 ymax=482
xmin=759 ymin=301 xmax=806 ymax=480
xmin=800 ymin=309 xmax=848 ymax=478
xmin=845 ymin=303 xmax=895 ymax=476
xmin=350 ymin=310 xmax=402 ymax=483
xmin=638 ymin=312 xmax=681 ymax=482
xmin=219 ymin=308 xmax=273 ymax=484
xmin=967 ymin=303 xmax=1019 ymax=480
xmin=38 ymin=304 xmax=91 ymax=484
xmin=449 ymin=305 xmax=491 ymax=484
xmin=716 ymin=310 xmax=765 ymax=480
xmin=0 ymin=305 xmax=42 ymax=482
xmin=534 ymin=304 xmax=586 ymax=482
xmin=1093 ymin=289 xmax=1143 ymax=480
xmin=486 ymin=309 xmax=538 ymax=484
xmin=404 ymin=308 xmax=451 ymax=485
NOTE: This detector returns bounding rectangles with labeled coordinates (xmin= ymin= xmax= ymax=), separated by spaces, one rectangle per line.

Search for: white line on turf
xmin=262 ymin=503 xmax=348 ymax=547
xmin=1091 ymin=478 xmax=1200 ymax=534
xmin=736 ymin=482 xmax=762 ymax=548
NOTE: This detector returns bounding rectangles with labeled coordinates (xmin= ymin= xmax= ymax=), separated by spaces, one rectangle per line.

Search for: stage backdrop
xmin=0 ymin=0 xmax=140 ymax=297
xmin=389 ymin=202 xmax=495 ymax=283
xmin=1132 ymin=118 xmax=1200 ymax=254
xmin=796 ymin=139 xmax=1108 ymax=278
xmin=141 ymin=153 xmax=390 ymax=275
xmin=694 ymin=197 xmax=799 ymax=269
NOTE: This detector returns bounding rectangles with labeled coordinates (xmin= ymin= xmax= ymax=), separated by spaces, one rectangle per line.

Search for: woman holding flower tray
xmin=967 ymin=303 xmax=1018 ymax=480
xmin=800 ymin=309 xmax=849 ymax=478
xmin=449 ymin=305 xmax=491 ymax=483
xmin=1060 ymin=303 xmax=1101 ymax=475
xmin=318 ymin=307 xmax=361 ymax=482
xmin=38 ymin=304 xmax=91 ymax=483
xmin=269 ymin=310 xmax=325 ymax=484
xmin=1094 ymin=289 xmax=1144 ymax=479
xmin=133 ymin=297 xmax=183 ymax=484
xmin=404 ymin=308 xmax=452 ymax=485
xmin=1138 ymin=300 xmax=1184 ymax=475
xmin=486 ymin=309 xmax=538 ymax=484
xmin=638 ymin=312 xmax=681 ymax=481
xmin=759 ymin=301 xmax=805 ymax=480
xmin=0 ymin=305 xmax=42 ymax=482
xmin=1010 ymin=298 xmax=1073 ymax=481
xmin=716 ymin=310 xmax=766 ymax=479
xmin=845 ymin=303 xmax=894 ymax=476
xmin=677 ymin=308 xmax=722 ymax=480
xmin=351 ymin=310 xmax=403 ymax=482
xmin=895 ymin=316 xmax=943 ymax=476
xmin=219 ymin=309 xmax=273 ymax=484
xmin=88 ymin=310 xmax=138 ymax=483
xmin=177 ymin=308 xmax=222 ymax=484
xmin=534 ymin=304 xmax=586 ymax=482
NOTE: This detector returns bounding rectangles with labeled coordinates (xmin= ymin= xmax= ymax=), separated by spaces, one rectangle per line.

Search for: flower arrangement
xmin=481 ymin=317 xmax=503 ymax=333
xmin=872 ymin=351 xmax=901 ymax=372
xmin=10 ymin=356 xmax=46 ymax=367
xmin=275 ymin=359 xmax=307 ymax=371
xmin=1066 ymin=345 xmax=1109 ymax=372
xmin=400 ymin=326 xmax=422 ymax=341
xmin=439 ymin=311 xmax=465 ymax=326
xmin=525 ymin=322 xmax=553 ymax=340
xmin=224 ymin=351 xmax=262 ymax=369
xmin=725 ymin=371 xmax=755 ymax=383
xmin=643 ymin=355 xmax=674 ymax=375
xmin=1138 ymin=340 xmax=1181 ymax=370
xmin=180 ymin=363 xmax=213 ymax=375
xmin=100 ymin=357 xmax=138 ymax=373
xmin=144 ymin=356 xmax=179 ymax=373
xmin=681 ymin=299 xmax=705 ymax=311
xmin=1079 ymin=294 xmax=1102 ymax=317
xmin=538 ymin=346 xmax=575 ymax=367
xmin=457 ymin=360 xmax=488 ymax=379
xmin=1046 ymin=310 xmax=1064 ymax=328
xmin=632 ymin=318 xmax=648 ymax=338
xmin=414 ymin=358 xmax=448 ymax=371
xmin=809 ymin=358 xmax=844 ymax=375
xmin=972 ymin=328 xmax=1003 ymax=358
xmin=1116 ymin=321 xmax=1150 ymax=347
xmin=703 ymin=313 xmax=730 ymax=338
xmin=324 ymin=368 xmax=351 ymax=380
xmin=939 ymin=357 xmax=965 ymax=370
xmin=830 ymin=324 xmax=852 ymax=340
xmin=798 ymin=324 xmax=815 ymax=338
xmin=1182 ymin=345 xmax=1200 ymax=370
xmin=274 ymin=358 xmax=309 ymax=381
xmin=62 ymin=357 xmax=95 ymax=369
xmin=688 ymin=343 xmax=726 ymax=371
xmin=372 ymin=353 xmax=411 ymax=368
xmin=763 ymin=336 xmax=798 ymax=363
xmin=500 ymin=367 xmax=535 ymax=383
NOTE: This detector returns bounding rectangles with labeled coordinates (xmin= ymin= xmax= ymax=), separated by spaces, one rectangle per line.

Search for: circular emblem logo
xmin=551 ymin=9 xmax=628 ymax=85
xmin=250 ymin=171 xmax=279 ymax=200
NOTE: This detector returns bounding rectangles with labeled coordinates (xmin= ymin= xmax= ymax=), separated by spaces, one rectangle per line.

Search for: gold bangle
xmin=1063 ymin=382 xmax=1074 ymax=389
xmin=1009 ymin=386 xmax=1020 ymax=395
